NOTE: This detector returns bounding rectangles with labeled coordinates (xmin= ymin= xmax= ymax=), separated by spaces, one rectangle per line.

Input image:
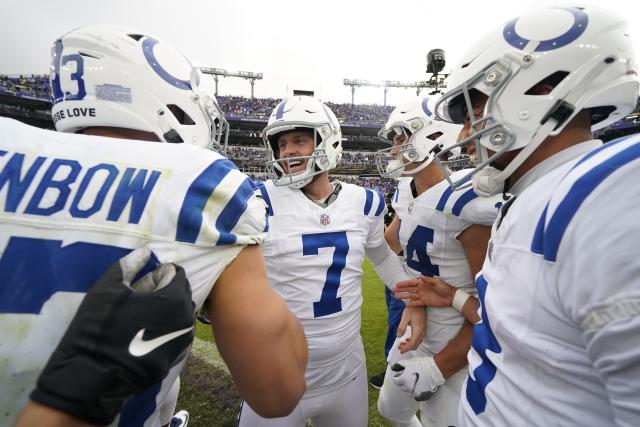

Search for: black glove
xmin=31 ymin=248 xmax=195 ymax=425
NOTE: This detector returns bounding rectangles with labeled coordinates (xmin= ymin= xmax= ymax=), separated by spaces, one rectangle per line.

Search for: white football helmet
xmin=50 ymin=25 xmax=228 ymax=151
xmin=434 ymin=5 xmax=639 ymax=196
xmin=375 ymin=96 xmax=462 ymax=178
xmin=263 ymin=96 xmax=342 ymax=188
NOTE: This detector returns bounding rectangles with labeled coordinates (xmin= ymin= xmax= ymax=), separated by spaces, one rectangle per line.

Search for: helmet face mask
xmin=376 ymin=96 xmax=461 ymax=179
xmin=50 ymin=25 xmax=228 ymax=152
xmin=263 ymin=97 xmax=343 ymax=188
xmin=433 ymin=6 xmax=639 ymax=196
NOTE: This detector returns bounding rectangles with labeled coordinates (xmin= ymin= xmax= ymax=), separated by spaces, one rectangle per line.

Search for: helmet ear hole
xmin=167 ymin=105 xmax=195 ymax=125
xmin=524 ymin=71 xmax=570 ymax=95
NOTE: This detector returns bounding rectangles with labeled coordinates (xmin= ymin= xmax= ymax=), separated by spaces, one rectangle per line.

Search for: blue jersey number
xmin=466 ymin=274 xmax=502 ymax=415
xmin=405 ymin=225 xmax=439 ymax=276
xmin=0 ymin=236 xmax=161 ymax=425
xmin=302 ymin=231 xmax=349 ymax=318
xmin=0 ymin=236 xmax=156 ymax=314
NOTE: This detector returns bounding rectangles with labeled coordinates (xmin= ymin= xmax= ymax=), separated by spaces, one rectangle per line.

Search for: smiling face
xmin=277 ymin=129 xmax=316 ymax=174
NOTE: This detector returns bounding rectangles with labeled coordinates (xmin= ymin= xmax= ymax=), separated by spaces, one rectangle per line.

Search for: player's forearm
xmin=14 ymin=401 xmax=97 ymax=427
xmin=459 ymin=294 xmax=480 ymax=324
xmin=365 ymin=242 xmax=412 ymax=290
xmin=433 ymin=321 xmax=473 ymax=378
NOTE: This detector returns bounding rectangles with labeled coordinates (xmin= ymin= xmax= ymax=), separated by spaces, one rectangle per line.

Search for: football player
xmin=237 ymin=95 xmax=422 ymax=426
xmin=400 ymin=5 xmax=640 ymax=426
xmin=1 ymin=25 xmax=307 ymax=427
xmin=375 ymin=96 xmax=502 ymax=427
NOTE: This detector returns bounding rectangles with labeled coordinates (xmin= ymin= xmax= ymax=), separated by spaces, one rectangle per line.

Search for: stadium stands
xmin=2 ymin=73 xmax=639 ymax=157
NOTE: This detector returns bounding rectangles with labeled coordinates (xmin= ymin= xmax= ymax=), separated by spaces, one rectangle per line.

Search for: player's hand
xmin=31 ymin=248 xmax=195 ymax=425
xmin=396 ymin=306 xmax=426 ymax=354
xmin=391 ymin=357 xmax=445 ymax=401
xmin=393 ymin=276 xmax=456 ymax=308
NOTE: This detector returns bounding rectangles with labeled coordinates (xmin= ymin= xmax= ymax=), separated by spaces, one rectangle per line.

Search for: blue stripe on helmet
xmin=275 ymin=100 xmax=287 ymax=120
xmin=421 ymin=97 xmax=433 ymax=117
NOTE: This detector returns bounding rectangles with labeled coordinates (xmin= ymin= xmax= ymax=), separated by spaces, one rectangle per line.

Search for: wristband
xmin=452 ymin=289 xmax=471 ymax=312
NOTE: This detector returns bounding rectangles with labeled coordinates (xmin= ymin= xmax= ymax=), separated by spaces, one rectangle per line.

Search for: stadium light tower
xmin=199 ymin=67 xmax=263 ymax=98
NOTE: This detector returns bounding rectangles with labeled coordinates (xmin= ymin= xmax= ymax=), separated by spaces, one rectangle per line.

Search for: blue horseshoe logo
xmin=503 ymin=7 xmax=588 ymax=52
xmin=142 ymin=37 xmax=192 ymax=90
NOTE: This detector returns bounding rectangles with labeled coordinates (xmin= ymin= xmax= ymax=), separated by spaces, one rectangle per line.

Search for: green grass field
xmin=177 ymin=259 xmax=393 ymax=426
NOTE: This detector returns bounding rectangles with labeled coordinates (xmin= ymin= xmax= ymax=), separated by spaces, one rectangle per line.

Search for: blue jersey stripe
xmin=216 ymin=177 xmax=256 ymax=246
xmin=255 ymin=182 xmax=274 ymax=216
xmin=374 ymin=188 xmax=385 ymax=216
xmin=466 ymin=274 xmax=502 ymax=415
xmin=574 ymin=136 xmax=634 ymax=169
xmin=435 ymin=186 xmax=454 ymax=212
xmin=176 ymin=159 xmax=236 ymax=244
xmin=364 ymin=188 xmax=374 ymax=215
xmin=530 ymin=204 xmax=548 ymax=255
xmin=452 ymin=187 xmax=478 ymax=216
xmin=537 ymin=141 xmax=640 ymax=261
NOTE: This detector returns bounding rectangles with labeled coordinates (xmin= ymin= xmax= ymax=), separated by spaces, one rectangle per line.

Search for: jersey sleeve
xmin=174 ymin=159 xmax=267 ymax=247
xmin=363 ymin=187 xmax=387 ymax=248
xmin=457 ymin=192 xmax=502 ymax=226
xmin=548 ymin=161 xmax=640 ymax=426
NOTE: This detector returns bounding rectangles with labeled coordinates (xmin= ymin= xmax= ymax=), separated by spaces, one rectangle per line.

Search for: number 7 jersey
xmin=256 ymin=180 xmax=386 ymax=393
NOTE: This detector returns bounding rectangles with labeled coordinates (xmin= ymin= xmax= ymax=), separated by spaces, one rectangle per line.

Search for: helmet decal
xmin=421 ymin=97 xmax=433 ymax=117
xmin=49 ymin=25 xmax=228 ymax=151
xmin=274 ymin=99 xmax=287 ymax=121
xmin=142 ymin=37 xmax=191 ymax=90
xmin=50 ymin=38 xmax=86 ymax=103
xmin=503 ymin=7 xmax=588 ymax=52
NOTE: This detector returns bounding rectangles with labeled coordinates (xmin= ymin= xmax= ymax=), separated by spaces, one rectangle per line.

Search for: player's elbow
xmin=241 ymin=308 xmax=308 ymax=418
xmin=250 ymin=379 xmax=306 ymax=418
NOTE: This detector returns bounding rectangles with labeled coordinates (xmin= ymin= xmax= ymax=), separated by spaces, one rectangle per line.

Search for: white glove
xmin=391 ymin=357 xmax=445 ymax=401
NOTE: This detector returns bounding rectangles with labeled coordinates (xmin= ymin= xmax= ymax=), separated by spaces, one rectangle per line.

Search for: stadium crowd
xmin=0 ymin=75 xmax=394 ymax=127
xmin=0 ymin=74 xmax=50 ymax=99
xmin=224 ymin=145 xmax=378 ymax=170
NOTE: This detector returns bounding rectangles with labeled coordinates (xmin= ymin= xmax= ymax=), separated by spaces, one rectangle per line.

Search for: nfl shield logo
xmin=320 ymin=213 xmax=330 ymax=225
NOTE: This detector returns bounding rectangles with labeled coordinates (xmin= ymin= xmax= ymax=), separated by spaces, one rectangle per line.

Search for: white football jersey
xmin=392 ymin=171 xmax=501 ymax=354
xmin=256 ymin=180 xmax=386 ymax=394
xmin=0 ymin=118 xmax=266 ymax=427
xmin=461 ymin=138 xmax=640 ymax=426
